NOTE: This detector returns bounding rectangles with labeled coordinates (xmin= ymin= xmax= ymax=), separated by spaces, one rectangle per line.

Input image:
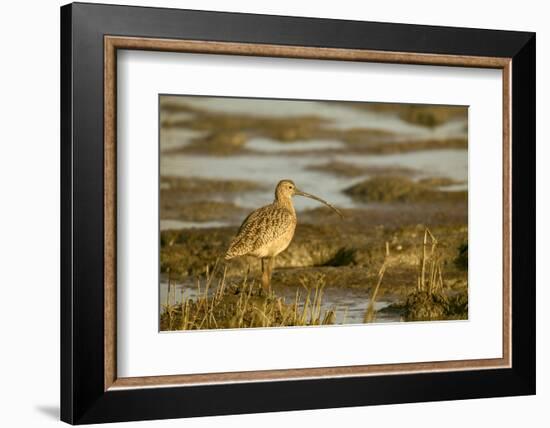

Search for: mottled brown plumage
xmin=225 ymin=204 xmax=296 ymax=259
xmin=225 ymin=179 xmax=342 ymax=291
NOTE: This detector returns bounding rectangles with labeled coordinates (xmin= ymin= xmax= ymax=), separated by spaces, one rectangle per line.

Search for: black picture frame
xmin=61 ymin=2 xmax=535 ymax=424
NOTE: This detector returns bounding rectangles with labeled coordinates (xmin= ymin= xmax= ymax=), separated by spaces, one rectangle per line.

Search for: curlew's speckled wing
xmin=225 ymin=204 xmax=295 ymax=259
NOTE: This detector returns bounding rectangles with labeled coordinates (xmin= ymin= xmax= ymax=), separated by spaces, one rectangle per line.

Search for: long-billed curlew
xmin=225 ymin=179 xmax=343 ymax=292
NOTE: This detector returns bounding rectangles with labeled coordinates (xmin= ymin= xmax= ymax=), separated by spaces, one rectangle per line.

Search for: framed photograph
xmin=60 ymin=2 xmax=535 ymax=424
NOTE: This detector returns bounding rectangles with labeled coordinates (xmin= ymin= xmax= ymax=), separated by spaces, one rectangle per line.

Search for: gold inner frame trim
xmin=104 ymin=35 xmax=512 ymax=391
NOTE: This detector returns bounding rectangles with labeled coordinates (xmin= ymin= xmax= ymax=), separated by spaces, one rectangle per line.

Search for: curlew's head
xmin=275 ymin=179 xmax=298 ymax=200
xmin=274 ymin=179 xmax=344 ymax=218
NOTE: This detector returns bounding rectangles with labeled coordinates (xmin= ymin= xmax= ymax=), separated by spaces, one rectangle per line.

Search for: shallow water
xmin=161 ymin=152 xmax=356 ymax=210
xmin=160 ymin=97 xmax=468 ymax=214
xmin=160 ymin=280 xmax=401 ymax=326
xmin=246 ymin=136 xmax=346 ymax=152
xmin=160 ymin=128 xmax=205 ymax=151
xmin=171 ymin=96 xmax=466 ymax=140
xmin=337 ymin=149 xmax=468 ymax=183
xmin=160 ymin=148 xmax=467 ymax=213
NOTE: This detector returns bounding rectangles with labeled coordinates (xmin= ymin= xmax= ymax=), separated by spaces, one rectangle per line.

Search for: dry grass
xmin=364 ymin=229 xmax=468 ymax=322
xmin=402 ymin=228 xmax=467 ymax=321
xmin=416 ymin=228 xmax=445 ymax=294
xmin=160 ymin=261 xmax=338 ymax=331
xmin=364 ymin=242 xmax=390 ymax=323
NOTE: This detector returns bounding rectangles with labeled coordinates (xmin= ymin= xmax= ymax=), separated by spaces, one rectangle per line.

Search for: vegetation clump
xmin=307 ymin=161 xmax=418 ymax=178
xmin=399 ymin=289 xmax=468 ymax=321
xmin=161 ymin=176 xmax=262 ymax=193
xmin=362 ymin=103 xmax=467 ymax=127
xmin=190 ymin=131 xmax=248 ymax=154
xmin=161 ymin=200 xmax=246 ymax=222
xmin=403 ymin=291 xmax=448 ymax=320
xmin=160 ymin=266 xmax=337 ymax=330
xmin=344 ymin=176 xmax=467 ymax=203
xmin=418 ymin=177 xmax=463 ymax=187
xmin=160 ymin=177 xmax=263 ymax=222
xmin=402 ymin=229 xmax=467 ymax=321
xmin=455 ymin=242 xmax=468 ymax=270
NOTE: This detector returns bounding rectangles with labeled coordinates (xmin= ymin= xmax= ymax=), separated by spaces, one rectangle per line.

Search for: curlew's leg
xmin=261 ymin=258 xmax=270 ymax=292
xmin=265 ymin=257 xmax=275 ymax=293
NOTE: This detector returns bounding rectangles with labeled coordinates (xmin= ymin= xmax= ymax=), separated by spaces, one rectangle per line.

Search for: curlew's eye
xmin=288 ymin=185 xmax=293 ymax=189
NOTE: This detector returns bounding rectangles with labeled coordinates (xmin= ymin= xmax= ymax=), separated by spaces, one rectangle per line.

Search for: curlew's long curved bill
xmin=295 ymin=189 xmax=344 ymax=218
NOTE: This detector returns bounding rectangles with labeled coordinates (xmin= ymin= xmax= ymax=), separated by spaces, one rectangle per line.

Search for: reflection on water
xmin=160 ymin=280 xmax=400 ymax=325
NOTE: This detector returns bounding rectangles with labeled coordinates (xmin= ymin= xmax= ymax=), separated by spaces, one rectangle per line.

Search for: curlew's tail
xmin=225 ymin=237 xmax=246 ymax=260
xmin=224 ymin=245 xmax=241 ymax=260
